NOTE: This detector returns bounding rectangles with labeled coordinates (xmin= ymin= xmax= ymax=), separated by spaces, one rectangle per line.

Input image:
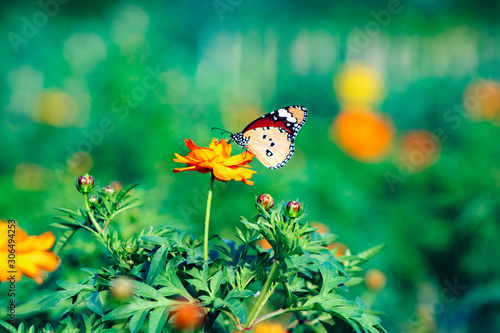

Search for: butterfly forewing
xmin=231 ymin=105 xmax=307 ymax=169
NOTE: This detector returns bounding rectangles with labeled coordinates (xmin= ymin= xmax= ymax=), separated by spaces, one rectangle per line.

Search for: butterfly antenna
xmin=211 ymin=127 xmax=233 ymax=138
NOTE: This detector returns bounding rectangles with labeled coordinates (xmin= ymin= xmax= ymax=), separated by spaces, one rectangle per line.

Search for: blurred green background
xmin=2 ymin=0 xmax=500 ymax=331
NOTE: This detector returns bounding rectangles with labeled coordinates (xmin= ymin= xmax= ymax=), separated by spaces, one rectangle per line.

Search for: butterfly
xmin=224 ymin=105 xmax=308 ymax=169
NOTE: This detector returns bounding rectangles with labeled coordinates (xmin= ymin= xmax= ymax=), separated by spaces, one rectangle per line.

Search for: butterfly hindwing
xmin=231 ymin=105 xmax=307 ymax=169
xmin=244 ymin=127 xmax=294 ymax=169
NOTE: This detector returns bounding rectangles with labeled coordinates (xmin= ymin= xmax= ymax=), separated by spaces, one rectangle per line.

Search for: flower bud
xmin=110 ymin=277 xmax=134 ymax=301
xmin=125 ymin=243 xmax=135 ymax=253
xmin=285 ymin=200 xmax=303 ymax=218
xmin=257 ymin=194 xmax=274 ymax=211
xmin=76 ymin=174 xmax=94 ymax=194
xmin=103 ymin=186 xmax=114 ymax=195
xmin=88 ymin=195 xmax=98 ymax=204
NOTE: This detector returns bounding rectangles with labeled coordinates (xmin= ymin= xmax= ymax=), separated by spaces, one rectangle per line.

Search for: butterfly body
xmin=230 ymin=105 xmax=307 ymax=169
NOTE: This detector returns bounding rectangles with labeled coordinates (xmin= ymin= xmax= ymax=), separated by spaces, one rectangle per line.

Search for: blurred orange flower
xmin=365 ymin=268 xmax=387 ymax=291
xmin=173 ymin=138 xmax=257 ymax=185
xmin=399 ymin=130 xmax=442 ymax=172
xmin=463 ymin=80 xmax=500 ymax=123
xmin=254 ymin=322 xmax=288 ymax=333
xmin=171 ymin=302 xmax=205 ymax=331
xmin=0 ymin=221 xmax=59 ymax=284
xmin=328 ymin=242 xmax=348 ymax=256
xmin=331 ymin=107 xmax=394 ymax=162
xmin=257 ymin=237 xmax=272 ymax=250
xmin=310 ymin=221 xmax=330 ymax=234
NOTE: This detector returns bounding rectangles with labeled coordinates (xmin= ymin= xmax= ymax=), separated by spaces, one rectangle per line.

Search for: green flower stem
xmin=84 ymin=193 xmax=103 ymax=234
xmin=244 ymin=259 xmax=280 ymax=328
xmin=204 ymin=173 xmax=215 ymax=261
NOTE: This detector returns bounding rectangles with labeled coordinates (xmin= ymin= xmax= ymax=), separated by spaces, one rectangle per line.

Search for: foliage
xmin=1 ymin=178 xmax=386 ymax=332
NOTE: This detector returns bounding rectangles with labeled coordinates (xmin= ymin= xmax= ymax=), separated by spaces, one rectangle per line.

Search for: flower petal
xmin=17 ymin=251 xmax=59 ymax=284
xmin=184 ymin=139 xmax=200 ymax=151
xmin=173 ymin=166 xmax=198 ymax=173
xmin=16 ymin=232 xmax=55 ymax=253
xmin=223 ymin=151 xmax=254 ymax=166
xmin=213 ymin=164 xmax=256 ymax=185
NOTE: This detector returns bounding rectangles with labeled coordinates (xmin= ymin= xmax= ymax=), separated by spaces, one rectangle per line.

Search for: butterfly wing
xmin=236 ymin=105 xmax=307 ymax=169
xmin=242 ymin=105 xmax=307 ymax=140
xmin=244 ymin=127 xmax=294 ymax=169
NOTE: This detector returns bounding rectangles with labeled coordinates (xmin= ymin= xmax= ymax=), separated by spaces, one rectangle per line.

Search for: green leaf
xmin=52 ymin=229 xmax=78 ymax=255
xmin=86 ymin=291 xmax=103 ymax=315
xmin=146 ymin=245 xmax=168 ymax=285
xmin=104 ymin=299 xmax=170 ymax=321
xmin=129 ymin=310 xmax=148 ymax=333
xmin=357 ymin=244 xmax=386 ymax=262
xmin=344 ymin=277 xmax=364 ymax=288
xmin=129 ymin=280 xmax=164 ymax=301
xmin=226 ymin=298 xmax=247 ymax=324
xmin=224 ymin=289 xmax=254 ymax=300
xmin=209 ymin=271 xmax=224 ymax=296
xmin=156 ymin=262 xmax=193 ymax=301
xmin=116 ymin=183 xmax=140 ymax=203
xmin=148 ymin=306 xmax=169 ymax=333
xmin=54 ymin=207 xmax=81 ymax=216
xmin=57 ymin=280 xmax=94 ymax=292
xmin=39 ymin=289 xmax=84 ymax=310
xmin=0 ymin=321 xmax=17 ymax=333
xmin=141 ymin=235 xmax=170 ymax=247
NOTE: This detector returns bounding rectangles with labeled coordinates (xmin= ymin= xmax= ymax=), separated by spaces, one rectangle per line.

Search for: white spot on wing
xmin=277 ymin=108 xmax=297 ymax=123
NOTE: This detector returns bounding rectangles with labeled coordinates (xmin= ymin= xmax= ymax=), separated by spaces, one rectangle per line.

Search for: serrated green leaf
xmin=104 ymin=299 xmax=170 ymax=321
xmin=86 ymin=291 xmax=103 ymax=315
xmin=129 ymin=280 xmax=164 ymax=301
xmin=225 ymin=298 xmax=247 ymax=324
xmin=57 ymin=280 xmax=94 ymax=291
xmin=357 ymin=245 xmax=386 ymax=262
xmin=129 ymin=310 xmax=148 ymax=333
xmin=146 ymin=245 xmax=168 ymax=285
xmin=116 ymin=183 xmax=140 ymax=203
xmin=141 ymin=235 xmax=170 ymax=246
xmin=52 ymin=229 xmax=78 ymax=255
xmin=39 ymin=289 xmax=84 ymax=310
xmin=209 ymin=271 xmax=224 ymax=296
xmin=344 ymin=277 xmax=364 ymax=287
xmin=148 ymin=306 xmax=168 ymax=333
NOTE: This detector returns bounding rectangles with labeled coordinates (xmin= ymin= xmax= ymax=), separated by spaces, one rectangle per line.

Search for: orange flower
xmin=398 ymin=130 xmax=442 ymax=172
xmin=0 ymin=221 xmax=59 ymax=284
xmin=331 ymin=107 xmax=394 ymax=162
xmin=253 ymin=322 xmax=288 ymax=333
xmin=365 ymin=269 xmax=387 ymax=291
xmin=328 ymin=242 xmax=348 ymax=256
xmin=170 ymin=303 xmax=205 ymax=331
xmin=173 ymin=138 xmax=257 ymax=185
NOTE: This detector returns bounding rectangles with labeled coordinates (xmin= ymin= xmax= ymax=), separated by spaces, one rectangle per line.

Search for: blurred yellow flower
xmin=463 ymin=80 xmax=500 ymax=123
xmin=33 ymin=89 xmax=79 ymax=127
xmin=13 ymin=163 xmax=49 ymax=191
xmin=0 ymin=221 xmax=59 ymax=284
xmin=253 ymin=322 xmax=288 ymax=333
xmin=334 ymin=63 xmax=385 ymax=107
xmin=331 ymin=107 xmax=394 ymax=162
xmin=67 ymin=151 xmax=93 ymax=175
